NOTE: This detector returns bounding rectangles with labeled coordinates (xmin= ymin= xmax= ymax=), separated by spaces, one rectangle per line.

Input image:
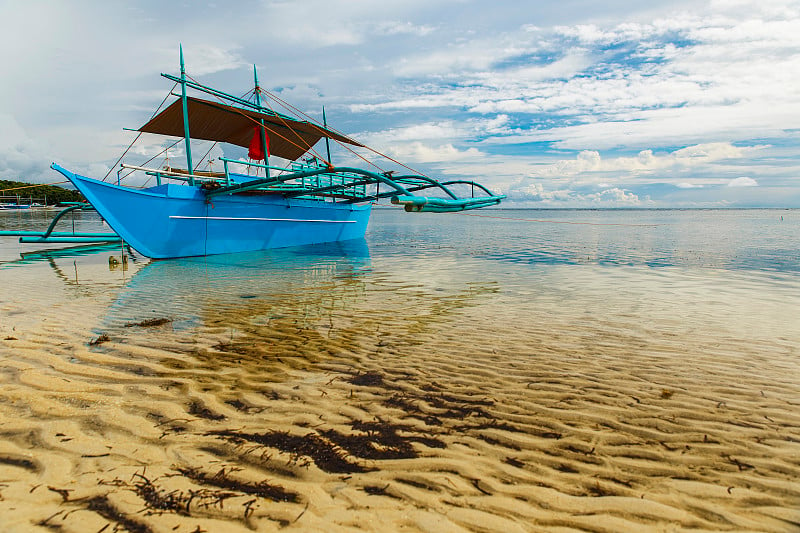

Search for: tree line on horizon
xmin=0 ymin=180 xmax=84 ymax=205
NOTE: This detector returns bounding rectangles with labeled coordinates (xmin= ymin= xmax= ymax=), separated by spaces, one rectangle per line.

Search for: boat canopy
xmin=138 ymin=96 xmax=364 ymax=161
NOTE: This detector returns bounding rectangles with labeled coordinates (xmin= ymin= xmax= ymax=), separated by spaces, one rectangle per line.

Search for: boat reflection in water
xmin=101 ymin=239 xmax=372 ymax=375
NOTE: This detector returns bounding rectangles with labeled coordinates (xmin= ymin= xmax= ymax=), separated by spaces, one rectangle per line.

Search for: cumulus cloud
xmin=1 ymin=1 xmax=798 ymax=206
xmin=375 ymin=21 xmax=436 ymax=36
xmin=728 ymin=176 xmax=758 ymax=187
xmin=179 ymin=45 xmax=246 ymax=76
xmin=0 ymin=114 xmax=52 ymax=183
xmin=385 ymin=142 xmax=484 ymax=163
xmin=358 ymin=116 xmax=511 ymax=160
xmin=526 ymin=142 xmax=762 ymax=179
xmin=256 ymin=0 xmax=451 ymax=47
xmin=506 ymin=180 xmax=577 ymax=203
xmin=347 ymin=1 xmax=800 ymax=174
xmin=586 ymin=187 xmax=641 ymax=205
xmin=504 ymin=178 xmax=643 ymax=206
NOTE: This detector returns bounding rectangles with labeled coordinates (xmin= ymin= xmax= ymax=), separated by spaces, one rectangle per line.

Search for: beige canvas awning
xmin=139 ymin=97 xmax=363 ymax=161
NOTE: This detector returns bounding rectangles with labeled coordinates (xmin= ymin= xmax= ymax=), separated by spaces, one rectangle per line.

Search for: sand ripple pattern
xmin=1 ymin=253 xmax=799 ymax=532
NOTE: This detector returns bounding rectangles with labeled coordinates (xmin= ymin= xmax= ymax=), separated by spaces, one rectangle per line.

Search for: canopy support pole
xmin=179 ymin=45 xmax=194 ymax=185
xmin=252 ymin=65 xmax=270 ymax=180
xmin=323 ymin=107 xmax=332 ymax=165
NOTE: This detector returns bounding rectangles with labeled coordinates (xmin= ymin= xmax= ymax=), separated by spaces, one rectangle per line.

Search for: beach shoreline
xmin=1 ymin=210 xmax=799 ymax=532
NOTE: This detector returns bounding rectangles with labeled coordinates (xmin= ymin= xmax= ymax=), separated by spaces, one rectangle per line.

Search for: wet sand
xmin=1 ymin=251 xmax=799 ymax=532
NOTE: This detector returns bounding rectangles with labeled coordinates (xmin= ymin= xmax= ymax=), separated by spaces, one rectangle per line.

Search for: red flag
xmin=248 ymin=127 xmax=270 ymax=160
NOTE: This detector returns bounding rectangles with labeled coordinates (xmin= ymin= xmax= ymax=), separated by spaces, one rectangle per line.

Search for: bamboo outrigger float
xmin=8 ymin=46 xmax=504 ymax=258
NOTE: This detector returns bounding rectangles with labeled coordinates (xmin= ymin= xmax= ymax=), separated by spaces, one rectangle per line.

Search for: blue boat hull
xmin=51 ymin=165 xmax=371 ymax=259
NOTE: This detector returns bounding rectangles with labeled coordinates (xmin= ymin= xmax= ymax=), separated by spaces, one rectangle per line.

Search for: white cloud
xmin=502 ymin=101 xmax=796 ymax=151
xmin=257 ymin=0 xmax=454 ymax=47
xmin=177 ymin=45 xmax=246 ymax=76
xmin=375 ymin=21 xmax=436 ymax=36
xmin=0 ymin=114 xmax=51 ymax=183
xmin=359 ymin=116 xmax=511 ymax=156
xmin=728 ymin=176 xmax=758 ymax=187
xmin=526 ymin=142 xmax=762 ymax=179
xmin=587 ymin=187 xmax=642 ymax=205
xmin=348 ymin=4 xmax=800 ymax=167
xmin=384 ymin=142 xmax=484 ymax=163
xmin=504 ymin=179 xmax=644 ymax=206
xmin=1 ymin=0 xmax=799 ymax=206
xmin=506 ymin=181 xmax=575 ymax=202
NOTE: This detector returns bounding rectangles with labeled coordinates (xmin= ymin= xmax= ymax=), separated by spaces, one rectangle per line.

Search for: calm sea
xmin=0 ymin=208 xmax=798 ymax=531
xmin=1 ymin=207 xmax=798 ymax=352
xmin=2 ymin=207 xmax=798 ymax=269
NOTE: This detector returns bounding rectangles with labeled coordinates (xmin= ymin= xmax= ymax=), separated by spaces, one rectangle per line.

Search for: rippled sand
xmin=1 ymin=250 xmax=799 ymax=532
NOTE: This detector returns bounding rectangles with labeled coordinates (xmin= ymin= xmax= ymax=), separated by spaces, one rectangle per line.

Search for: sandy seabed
xmin=0 ymin=255 xmax=799 ymax=532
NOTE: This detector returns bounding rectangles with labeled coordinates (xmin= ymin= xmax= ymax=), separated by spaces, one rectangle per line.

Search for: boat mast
xmin=323 ymin=106 xmax=332 ymax=165
xmin=179 ymin=45 xmax=194 ymax=184
xmin=252 ymin=65 xmax=270 ymax=179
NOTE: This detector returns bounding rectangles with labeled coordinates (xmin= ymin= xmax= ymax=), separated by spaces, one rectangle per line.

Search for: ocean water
xmin=0 ymin=208 xmax=798 ymax=532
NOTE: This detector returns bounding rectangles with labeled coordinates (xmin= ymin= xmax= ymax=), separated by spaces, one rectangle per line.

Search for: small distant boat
xmin=45 ymin=47 xmax=503 ymax=259
xmin=0 ymin=192 xmax=48 ymax=210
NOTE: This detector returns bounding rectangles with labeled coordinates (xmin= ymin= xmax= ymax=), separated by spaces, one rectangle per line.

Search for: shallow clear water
xmin=0 ymin=208 xmax=798 ymax=532
xmin=371 ymin=208 xmax=800 ymax=271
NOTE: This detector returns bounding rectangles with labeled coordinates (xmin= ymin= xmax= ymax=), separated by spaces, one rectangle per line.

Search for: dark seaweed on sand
xmin=187 ymin=400 xmax=226 ymax=421
xmin=362 ymin=484 xmax=399 ymax=498
xmin=86 ymin=495 xmax=154 ymax=533
xmin=124 ymin=317 xmax=172 ymax=328
xmin=176 ymin=466 xmax=299 ymax=503
xmin=39 ymin=489 xmax=154 ymax=533
xmin=504 ymin=456 xmax=525 ymax=468
xmin=0 ymin=454 xmax=40 ymax=472
xmin=209 ymin=420 xmax=446 ymax=474
xmin=89 ymin=334 xmax=110 ymax=346
xmin=347 ymin=371 xmax=384 ymax=386
xmin=102 ymin=472 xmax=249 ymax=517
xmin=209 ymin=429 xmax=370 ymax=474
xmin=320 ymin=420 xmax=444 ymax=461
xmin=383 ymin=391 xmax=494 ymax=419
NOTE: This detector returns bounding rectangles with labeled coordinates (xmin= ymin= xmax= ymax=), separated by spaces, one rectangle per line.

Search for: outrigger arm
xmin=0 ymin=197 xmax=121 ymax=244
xmin=204 ymin=165 xmax=505 ymax=213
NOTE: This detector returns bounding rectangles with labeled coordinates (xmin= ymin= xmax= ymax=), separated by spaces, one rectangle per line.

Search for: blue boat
xmin=45 ymin=47 xmax=504 ymax=259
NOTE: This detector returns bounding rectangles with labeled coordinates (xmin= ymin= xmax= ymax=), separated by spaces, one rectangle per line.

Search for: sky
xmin=0 ymin=0 xmax=798 ymax=207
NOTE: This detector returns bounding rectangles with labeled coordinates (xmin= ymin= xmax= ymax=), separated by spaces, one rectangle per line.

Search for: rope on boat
xmin=92 ymin=69 xmax=495 ymax=204
xmin=194 ymin=142 xmax=219 ymax=171
xmin=103 ymin=82 xmax=179 ymax=183
xmin=260 ymin=88 xmax=440 ymax=181
xmin=121 ymin=138 xmax=183 ymax=186
xmin=133 ymin=139 xmax=186 ymax=187
xmin=253 ymin=88 xmax=332 ymax=167
xmin=259 ymin=89 xmax=389 ymax=174
xmin=0 ymin=181 xmax=69 ymax=193
xmin=102 ymin=132 xmax=143 ymax=182
xmin=184 ymin=73 xmax=331 ymax=168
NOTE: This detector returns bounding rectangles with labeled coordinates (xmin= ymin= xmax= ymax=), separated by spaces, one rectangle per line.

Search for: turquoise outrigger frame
xmin=0 ymin=203 xmax=121 ymax=244
xmin=202 ymin=160 xmax=504 ymax=213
